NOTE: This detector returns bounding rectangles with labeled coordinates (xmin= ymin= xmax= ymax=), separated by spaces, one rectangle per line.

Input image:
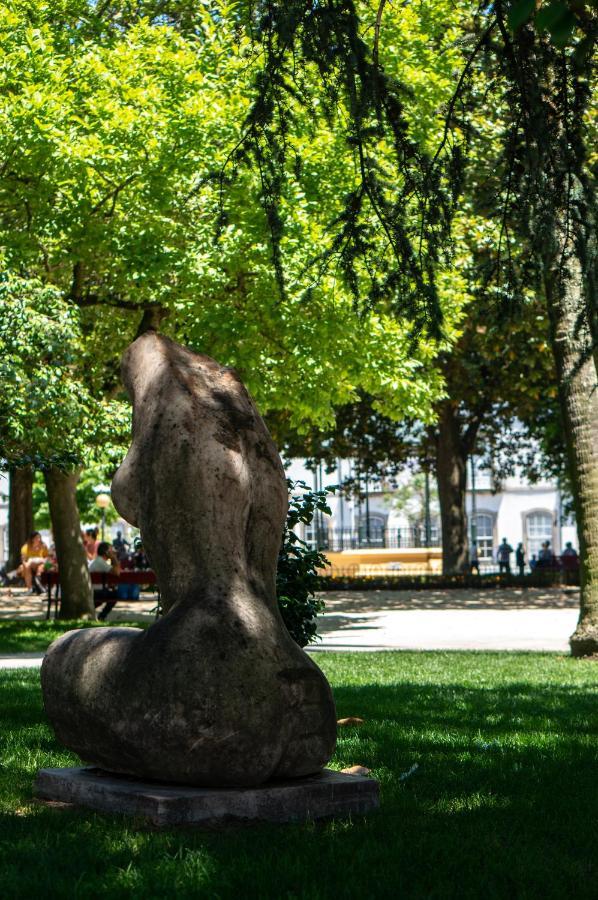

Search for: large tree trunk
xmin=8 ymin=466 xmax=34 ymax=570
xmin=436 ymin=403 xmax=470 ymax=574
xmin=45 ymin=466 xmax=95 ymax=620
xmin=544 ymin=222 xmax=598 ymax=657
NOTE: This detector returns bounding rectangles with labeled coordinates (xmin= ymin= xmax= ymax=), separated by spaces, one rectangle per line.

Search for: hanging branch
xmin=225 ymin=0 xmax=458 ymax=337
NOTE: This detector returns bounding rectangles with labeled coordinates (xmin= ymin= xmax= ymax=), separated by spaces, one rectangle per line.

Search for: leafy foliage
xmin=231 ymin=0 xmax=464 ymax=336
xmin=32 ymin=467 xmax=120 ymax=531
xmin=0 ymin=272 xmax=128 ymax=469
xmin=0 ymin=1 xmax=453 ymax=447
xmin=276 ymin=480 xmax=333 ymax=647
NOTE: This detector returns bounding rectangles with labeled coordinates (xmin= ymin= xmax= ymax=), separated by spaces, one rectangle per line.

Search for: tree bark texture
xmin=493 ymin=12 xmax=598 ymax=654
xmin=44 ymin=466 xmax=95 ymax=620
xmin=436 ymin=403 xmax=470 ymax=575
xmin=8 ymin=466 xmax=33 ymax=570
xmin=544 ymin=224 xmax=598 ymax=656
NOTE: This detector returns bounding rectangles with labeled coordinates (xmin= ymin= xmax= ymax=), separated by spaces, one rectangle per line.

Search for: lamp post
xmin=470 ymin=455 xmax=477 ymax=550
xmin=95 ymin=492 xmax=111 ymax=541
xmin=424 ymin=468 xmax=431 ymax=548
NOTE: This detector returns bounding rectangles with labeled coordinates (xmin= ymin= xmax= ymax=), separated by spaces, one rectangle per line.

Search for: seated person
xmin=132 ymin=536 xmax=150 ymax=571
xmin=18 ymin=531 xmax=49 ymax=595
xmin=116 ymin=571 xmax=140 ymax=602
xmin=89 ymin=541 xmax=120 ymax=620
xmin=114 ymin=536 xmax=146 ymax=601
xmin=84 ymin=527 xmax=100 ymax=560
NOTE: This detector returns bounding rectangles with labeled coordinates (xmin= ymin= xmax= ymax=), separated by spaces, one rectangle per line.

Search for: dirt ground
xmin=0 ymin=584 xmax=581 ymax=654
xmin=0 ymin=584 xmax=579 ymax=623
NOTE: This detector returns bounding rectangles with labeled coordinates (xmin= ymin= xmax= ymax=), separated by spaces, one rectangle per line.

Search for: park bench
xmin=41 ymin=570 xmax=159 ymax=620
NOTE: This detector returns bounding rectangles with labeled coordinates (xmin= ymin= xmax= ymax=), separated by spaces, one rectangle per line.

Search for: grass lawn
xmin=1 ymin=652 xmax=597 ymax=899
xmin=0 ymin=621 xmax=148 ymax=655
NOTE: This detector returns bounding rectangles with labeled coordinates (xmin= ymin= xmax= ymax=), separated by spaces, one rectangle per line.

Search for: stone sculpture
xmin=41 ymin=332 xmax=337 ymax=787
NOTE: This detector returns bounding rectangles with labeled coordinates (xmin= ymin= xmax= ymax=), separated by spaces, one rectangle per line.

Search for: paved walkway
xmin=313 ymin=587 xmax=580 ymax=652
xmin=0 ymin=586 xmax=580 ymax=667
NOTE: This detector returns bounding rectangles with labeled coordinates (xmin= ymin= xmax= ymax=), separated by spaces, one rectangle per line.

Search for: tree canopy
xmin=0 ymin=0 xmax=464 ymax=453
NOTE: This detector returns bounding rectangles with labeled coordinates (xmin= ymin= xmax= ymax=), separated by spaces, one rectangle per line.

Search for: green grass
xmin=0 ymin=621 xmax=148 ymax=654
xmin=1 ymin=652 xmax=597 ymax=898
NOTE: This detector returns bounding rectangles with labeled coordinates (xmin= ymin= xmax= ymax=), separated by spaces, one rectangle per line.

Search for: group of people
xmin=85 ymin=529 xmax=150 ymax=619
xmin=6 ymin=528 xmax=148 ymax=620
xmin=470 ymin=537 xmax=579 ymax=574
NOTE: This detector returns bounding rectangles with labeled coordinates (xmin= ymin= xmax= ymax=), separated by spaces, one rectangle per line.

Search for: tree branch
xmin=373 ymin=0 xmax=388 ymax=69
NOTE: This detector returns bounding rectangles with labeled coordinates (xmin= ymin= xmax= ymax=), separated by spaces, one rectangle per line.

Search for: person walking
xmin=497 ymin=538 xmax=513 ymax=575
xmin=538 ymin=541 xmax=553 ymax=567
xmin=561 ymin=541 xmax=578 ymax=562
xmin=515 ymin=543 xmax=525 ymax=577
xmin=112 ymin=529 xmax=130 ymax=560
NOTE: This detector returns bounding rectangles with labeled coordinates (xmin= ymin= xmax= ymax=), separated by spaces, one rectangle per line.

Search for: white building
xmin=285 ymin=458 xmax=577 ymax=572
xmin=466 ymin=464 xmax=577 ymax=566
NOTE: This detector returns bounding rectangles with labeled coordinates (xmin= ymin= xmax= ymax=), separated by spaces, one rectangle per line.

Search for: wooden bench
xmin=41 ymin=570 xmax=159 ymax=620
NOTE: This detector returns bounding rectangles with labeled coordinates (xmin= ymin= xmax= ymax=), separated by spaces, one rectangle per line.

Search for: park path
xmin=0 ymin=586 xmax=580 ymax=667
xmin=312 ymin=586 xmax=579 ymax=652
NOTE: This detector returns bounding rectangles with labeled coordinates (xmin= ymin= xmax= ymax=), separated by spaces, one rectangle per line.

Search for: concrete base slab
xmin=34 ymin=767 xmax=379 ymax=827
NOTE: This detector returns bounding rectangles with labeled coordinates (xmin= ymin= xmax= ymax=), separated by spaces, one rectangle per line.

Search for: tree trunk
xmin=8 ymin=466 xmax=34 ymax=570
xmin=545 ymin=229 xmax=598 ymax=657
xmin=45 ymin=466 xmax=95 ymax=620
xmin=436 ymin=403 xmax=470 ymax=574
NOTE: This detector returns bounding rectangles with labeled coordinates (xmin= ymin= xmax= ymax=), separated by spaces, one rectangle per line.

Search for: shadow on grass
xmin=321 ymin=587 xmax=580 ymax=612
xmin=1 ymin=669 xmax=597 ymax=898
xmin=333 ymin=681 xmax=598 ymax=736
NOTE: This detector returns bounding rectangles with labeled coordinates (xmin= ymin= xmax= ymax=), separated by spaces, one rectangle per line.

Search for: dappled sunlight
xmin=322 ymin=587 xmax=580 ymax=613
xmin=1 ymin=654 xmax=597 ymax=897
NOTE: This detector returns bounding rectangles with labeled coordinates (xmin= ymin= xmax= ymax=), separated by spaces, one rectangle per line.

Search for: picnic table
xmin=41 ymin=569 xmax=159 ymax=620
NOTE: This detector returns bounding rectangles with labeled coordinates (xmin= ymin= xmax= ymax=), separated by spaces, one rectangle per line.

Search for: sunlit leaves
xmin=0 ymin=273 xmax=128 ymax=468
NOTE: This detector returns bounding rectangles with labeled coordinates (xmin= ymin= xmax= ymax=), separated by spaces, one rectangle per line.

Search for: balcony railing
xmin=304 ymin=526 xmax=441 ymax=551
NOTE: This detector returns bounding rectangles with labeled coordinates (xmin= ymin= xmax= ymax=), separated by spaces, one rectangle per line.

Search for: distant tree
xmin=0 ymin=275 xmax=126 ymax=616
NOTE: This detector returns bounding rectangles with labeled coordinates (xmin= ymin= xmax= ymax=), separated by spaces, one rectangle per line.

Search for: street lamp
xmin=95 ymin=492 xmax=111 ymax=541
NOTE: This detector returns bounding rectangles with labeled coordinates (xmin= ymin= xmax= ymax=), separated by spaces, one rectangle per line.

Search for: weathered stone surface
xmin=35 ymin=767 xmax=379 ymax=827
xmin=41 ymin=332 xmax=337 ymax=787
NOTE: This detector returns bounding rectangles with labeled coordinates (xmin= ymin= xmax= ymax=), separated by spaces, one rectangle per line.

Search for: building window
xmin=526 ymin=511 xmax=553 ymax=560
xmin=358 ymin=514 xmax=387 ymax=546
xmin=474 ymin=513 xmax=494 ymax=560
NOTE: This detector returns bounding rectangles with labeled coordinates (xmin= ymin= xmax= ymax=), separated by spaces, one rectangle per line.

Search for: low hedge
xmin=319 ymin=570 xmax=580 ymax=591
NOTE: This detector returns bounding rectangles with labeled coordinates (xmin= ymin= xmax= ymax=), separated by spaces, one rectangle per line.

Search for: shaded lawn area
xmin=0 ymin=621 xmax=148 ymax=654
xmin=1 ymin=652 xmax=597 ymax=899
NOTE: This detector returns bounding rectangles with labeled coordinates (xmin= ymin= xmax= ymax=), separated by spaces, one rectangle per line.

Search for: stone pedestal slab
xmin=34 ymin=767 xmax=379 ymax=827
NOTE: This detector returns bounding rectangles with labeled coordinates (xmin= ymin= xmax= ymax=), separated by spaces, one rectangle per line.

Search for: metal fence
xmin=305 ymin=526 xmax=441 ymax=551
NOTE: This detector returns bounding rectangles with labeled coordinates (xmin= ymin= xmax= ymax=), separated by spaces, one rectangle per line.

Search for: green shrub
xmin=276 ymin=480 xmax=333 ymax=646
xmin=320 ymin=570 xmax=579 ymax=591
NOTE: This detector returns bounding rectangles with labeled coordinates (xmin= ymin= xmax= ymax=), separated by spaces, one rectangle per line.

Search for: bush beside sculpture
xmin=277 ymin=482 xmax=332 ymax=647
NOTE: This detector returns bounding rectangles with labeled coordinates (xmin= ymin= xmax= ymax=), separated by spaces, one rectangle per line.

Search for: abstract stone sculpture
xmin=41 ymin=332 xmax=337 ymax=787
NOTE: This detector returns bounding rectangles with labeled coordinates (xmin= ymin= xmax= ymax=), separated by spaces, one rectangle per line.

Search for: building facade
xmin=285 ymin=458 xmax=577 ymax=575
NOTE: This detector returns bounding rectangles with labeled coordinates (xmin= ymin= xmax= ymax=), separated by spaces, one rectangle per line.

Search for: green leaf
xmin=548 ymin=10 xmax=577 ymax=46
xmin=536 ymin=1 xmax=569 ymax=33
xmin=507 ymin=0 xmax=536 ymax=32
